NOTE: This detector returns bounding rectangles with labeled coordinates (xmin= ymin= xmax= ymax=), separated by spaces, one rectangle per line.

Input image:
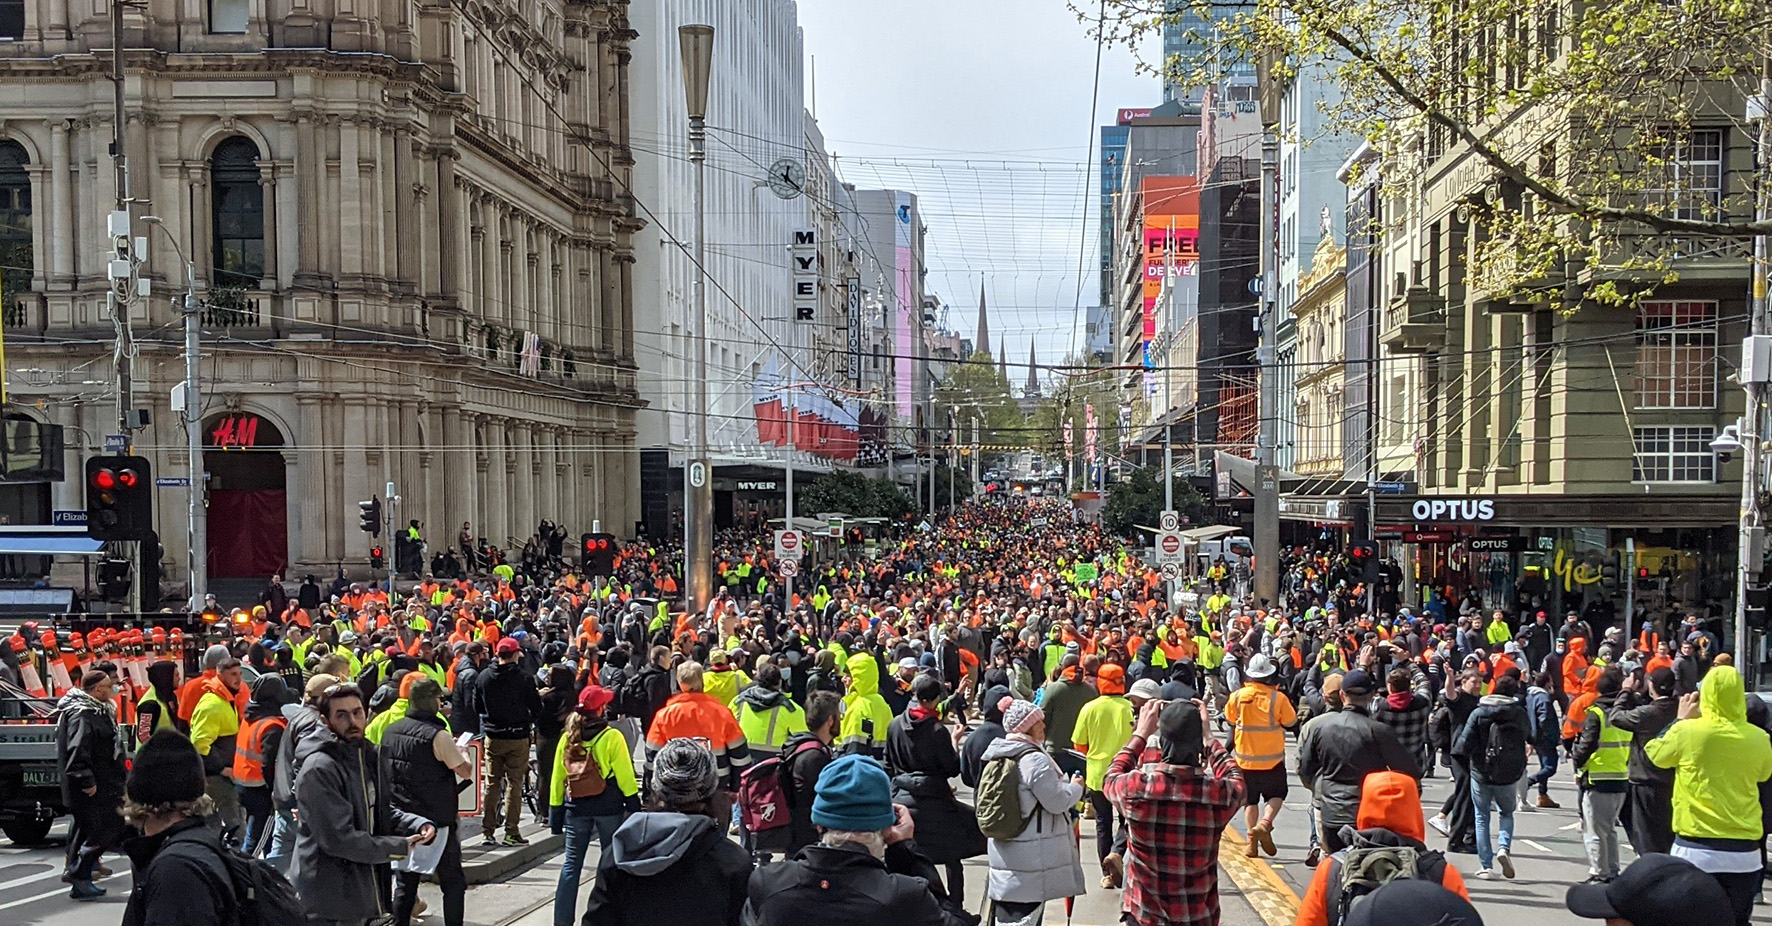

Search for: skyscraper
xmin=1161 ymin=0 xmax=1256 ymax=106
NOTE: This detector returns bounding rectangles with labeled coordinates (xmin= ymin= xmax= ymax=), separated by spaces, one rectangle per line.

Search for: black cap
xmin=1344 ymin=879 xmax=1483 ymax=926
xmin=1565 ymin=854 xmax=1728 ymax=926
xmin=1341 ymin=669 xmax=1376 ymax=695
xmin=126 ymin=729 xmax=206 ymax=807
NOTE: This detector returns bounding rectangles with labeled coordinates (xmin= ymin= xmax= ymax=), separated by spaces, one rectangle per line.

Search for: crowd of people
xmin=3 ymin=500 xmax=1767 ymax=926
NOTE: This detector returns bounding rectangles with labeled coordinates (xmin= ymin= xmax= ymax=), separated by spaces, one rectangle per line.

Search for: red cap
xmin=577 ymin=685 xmax=614 ymax=715
xmin=495 ymin=637 xmax=521 ymax=655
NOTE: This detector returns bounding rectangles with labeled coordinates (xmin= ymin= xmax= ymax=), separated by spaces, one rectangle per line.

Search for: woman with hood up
xmin=838 ymin=652 xmax=893 ymax=758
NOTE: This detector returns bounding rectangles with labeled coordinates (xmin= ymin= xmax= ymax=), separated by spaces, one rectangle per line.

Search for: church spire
xmin=975 ymin=281 xmax=991 ymax=360
xmin=1025 ymin=340 xmax=1041 ymax=397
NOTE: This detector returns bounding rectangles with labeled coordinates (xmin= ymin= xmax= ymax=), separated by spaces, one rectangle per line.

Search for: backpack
xmin=564 ymin=732 xmax=608 ymax=799
xmin=617 ymin=668 xmax=655 ymax=719
xmin=738 ymin=739 xmax=824 ymax=834
xmin=975 ymin=743 xmax=1039 ymax=839
xmin=1478 ymin=713 xmax=1528 ymax=786
xmin=197 ymin=838 xmax=305 ymax=926
xmin=1331 ymin=845 xmax=1443 ymax=926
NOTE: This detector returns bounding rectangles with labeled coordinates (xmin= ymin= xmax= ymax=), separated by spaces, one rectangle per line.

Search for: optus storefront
xmin=1374 ymin=495 xmax=1737 ymax=631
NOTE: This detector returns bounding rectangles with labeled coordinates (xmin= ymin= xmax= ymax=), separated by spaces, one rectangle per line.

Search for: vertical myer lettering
xmin=791 ymin=230 xmax=819 ymax=325
xmin=793 ymin=230 xmax=816 ymax=246
xmin=795 ymin=306 xmax=814 ymax=320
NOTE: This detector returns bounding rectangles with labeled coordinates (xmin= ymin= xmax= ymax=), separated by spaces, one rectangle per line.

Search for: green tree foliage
xmin=1097 ymin=0 xmax=1771 ymax=308
xmin=796 ymin=471 xmax=916 ymax=520
xmin=1028 ymin=359 xmax=1123 ymax=486
xmin=936 ymin=352 xmax=1028 ymax=453
xmin=1103 ymin=466 xmax=1209 ymax=537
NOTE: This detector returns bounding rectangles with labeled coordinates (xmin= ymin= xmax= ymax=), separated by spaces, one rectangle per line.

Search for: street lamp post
xmin=679 ymin=24 xmax=715 ymax=616
xmin=139 ymin=216 xmax=204 ymax=610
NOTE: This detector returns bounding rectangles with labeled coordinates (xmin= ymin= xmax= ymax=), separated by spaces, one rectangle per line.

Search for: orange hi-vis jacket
xmin=231 ymin=714 xmax=287 ymax=785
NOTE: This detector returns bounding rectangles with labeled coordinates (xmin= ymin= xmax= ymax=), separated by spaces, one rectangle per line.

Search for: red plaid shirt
xmin=1102 ymin=735 xmax=1246 ymax=926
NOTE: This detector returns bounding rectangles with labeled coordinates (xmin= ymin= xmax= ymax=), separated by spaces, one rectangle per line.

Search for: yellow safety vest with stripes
xmin=1580 ymin=705 xmax=1630 ymax=783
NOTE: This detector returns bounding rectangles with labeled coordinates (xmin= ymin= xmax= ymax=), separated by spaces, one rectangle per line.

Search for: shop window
xmin=1632 ymin=425 xmax=1715 ymax=483
xmin=1635 ymin=300 xmax=1716 ymax=409
xmin=210 ymin=137 xmax=264 ymax=288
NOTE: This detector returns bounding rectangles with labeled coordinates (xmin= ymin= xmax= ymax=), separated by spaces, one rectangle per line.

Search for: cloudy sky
xmin=795 ymin=1 xmax=1160 ymax=379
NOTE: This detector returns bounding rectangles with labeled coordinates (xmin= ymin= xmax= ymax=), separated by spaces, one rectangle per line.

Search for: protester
xmin=382 ymin=676 xmax=473 ymax=926
xmin=1293 ymin=770 xmax=1469 ymax=926
xmin=190 ymin=656 xmax=245 ymax=833
xmin=646 ymin=661 xmax=751 ymax=794
xmin=1644 ymin=664 xmax=1772 ymax=925
xmin=774 ymin=690 xmax=841 ymax=854
xmin=292 ymin=682 xmax=436 ymax=926
xmin=1452 ymin=674 xmax=1528 ymax=879
xmin=1105 ymin=698 xmax=1244 ymax=926
xmin=478 ymin=636 xmax=542 ymax=847
xmin=550 ymin=684 xmax=641 ymax=926
xmin=886 ymin=673 xmax=985 ymax=899
xmin=733 ymin=663 xmax=807 ymax=753
xmin=744 ymin=752 xmax=963 ymax=926
xmin=1571 ymin=667 xmax=1629 ymax=883
xmin=1225 ymin=653 xmax=1296 ymax=858
xmin=1563 ymin=853 xmax=1730 ymax=926
xmin=1038 ymin=653 xmax=1096 ymax=777
xmin=120 ymin=730 xmax=235 ymax=926
xmin=1608 ymin=665 xmax=1679 ymax=856
xmin=960 ymin=684 xmax=1013 ymax=789
xmin=1297 ymin=669 xmax=1419 ymax=854
xmin=980 ymin=697 xmax=1086 ymax=926
xmin=56 ymin=668 xmax=126 ymax=900
xmin=233 ymin=674 xmax=290 ymax=858
xmin=1073 ymin=662 xmax=1132 ymax=884
xmin=583 ymin=738 xmax=754 ymax=926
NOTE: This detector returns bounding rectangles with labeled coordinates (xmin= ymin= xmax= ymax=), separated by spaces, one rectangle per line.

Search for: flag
xmin=518 ymin=331 xmax=542 ymax=377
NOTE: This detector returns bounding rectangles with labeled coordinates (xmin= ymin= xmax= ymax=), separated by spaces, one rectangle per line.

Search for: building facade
xmin=0 ymin=0 xmax=642 ymax=589
xmin=1290 ymin=234 xmax=1347 ymax=477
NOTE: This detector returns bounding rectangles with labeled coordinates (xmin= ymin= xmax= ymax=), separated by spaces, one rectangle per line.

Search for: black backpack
xmin=618 ymin=667 xmax=657 ymax=718
xmin=1478 ymin=712 xmax=1528 ymax=785
xmin=194 ymin=838 xmax=305 ymax=926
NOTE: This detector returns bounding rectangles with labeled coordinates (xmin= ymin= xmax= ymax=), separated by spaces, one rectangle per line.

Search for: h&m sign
xmin=793 ymin=230 xmax=819 ymax=323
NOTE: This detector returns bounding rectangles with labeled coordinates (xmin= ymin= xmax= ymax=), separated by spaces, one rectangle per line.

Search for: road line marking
xmin=1522 ymin=839 xmax=1552 ymax=853
xmin=1219 ymin=826 xmax=1300 ymax=926
xmin=1560 ymin=822 xmax=1581 ymax=830
xmin=0 ymin=864 xmax=61 ymax=893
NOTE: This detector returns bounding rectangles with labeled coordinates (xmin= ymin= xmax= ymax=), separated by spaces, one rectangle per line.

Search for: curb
xmin=456 ymin=821 xmax=564 ymax=886
xmin=1219 ymin=826 xmax=1302 ymax=926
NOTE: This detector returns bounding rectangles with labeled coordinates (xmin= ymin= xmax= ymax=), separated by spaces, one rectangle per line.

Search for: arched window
xmin=0 ymin=140 xmax=30 ymax=300
xmin=210 ymin=137 xmax=263 ymax=289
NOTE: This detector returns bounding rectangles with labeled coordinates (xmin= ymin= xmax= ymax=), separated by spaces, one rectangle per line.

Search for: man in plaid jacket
xmin=1104 ymin=697 xmax=1246 ymax=926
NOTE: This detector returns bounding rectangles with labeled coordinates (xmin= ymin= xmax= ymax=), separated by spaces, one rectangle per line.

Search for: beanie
xmin=811 ymin=754 xmax=896 ymax=832
xmin=127 ymin=729 xmax=207 ymax=807
xmin=201 ymin=644 xmax=231 ymax=672
xmin=1000 ymin=697 xmax=1044 ymax=736
xmin=305 ymin=673 xmax=340 ymax=701
xmin=651 ymin=738 xmax=717 ymax=807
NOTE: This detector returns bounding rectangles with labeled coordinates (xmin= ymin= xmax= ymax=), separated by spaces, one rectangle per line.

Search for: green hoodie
xmin=1646 ymin=665 xmax=1772 ymax=841
xmin=838 ymin=652 xmax=892 ymax=754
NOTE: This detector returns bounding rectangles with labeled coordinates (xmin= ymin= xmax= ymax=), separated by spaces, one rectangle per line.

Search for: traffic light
xmin=581 ymin=532 xmax=617 ymax=576
xmin=369 ymin=545 xmax=385 ymax=570
xmin=358 ymin=498 xmax=382 ymax=535
xmin=1348 ymin=540 xmax=1379 ymax=583
xmin=96 ymin=557 xmax=132 ymax=602
xmin=85 ymin=455 xmax=153 ymax=541
xmin=1600 ymin=550 xmax=1621 ymax=593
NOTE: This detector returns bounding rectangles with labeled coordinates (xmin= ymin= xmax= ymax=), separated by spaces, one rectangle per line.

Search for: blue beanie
xmin=811 ymin=754 xmax=896 ymax=832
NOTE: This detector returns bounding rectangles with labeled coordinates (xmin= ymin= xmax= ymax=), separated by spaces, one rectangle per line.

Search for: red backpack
xmin=738 ymin=739 xmax=824 ymax=834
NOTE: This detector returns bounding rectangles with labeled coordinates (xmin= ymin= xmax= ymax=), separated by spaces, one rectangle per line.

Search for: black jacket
xmin=1607 ymin=691 xmax=1678 ymax=787
xmin=452 ymin=656 xmax=485 ymax=738
xmin=297 ymin=579 xmax=322 ymax=611
xmin=382 ymin=710 xmax=462 ymax=826
xmin=885 ymin=708 xmax=961 ymax=779
xmin=744 ymin=841 xmax=963 ymax=926
xmin=626 ymin=663 xmax=673 ymax=734
xmin=477 ymin=659 xmax=542 ymax=739
xmin=1451 ymin=695 xmax=1530 ymax=785
xmin=958 ymin=720 xmax=1006 ymax=789
xmin=583 ymin=812 xmax=752 ymax=926
xmin=122 ymin=817 xmax=236 ymax=926
xmin=1519 ymin=622 xmax=1554 ymax=671
xmin=56 ymin=691 xmax=125 ymax=806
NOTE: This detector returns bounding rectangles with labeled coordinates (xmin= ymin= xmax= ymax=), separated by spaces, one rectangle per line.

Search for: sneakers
xmin=1101 ymin=852 xmax=1123 ymax=890
xmin=1474 ymin=868 xmax=1498 ymax=881
xmin=1537 ymin=793 xmax=1561 ymax=809
xmin=1582 ymin=874 xmax=1614 ymax=884
xmin=1305 ymin=846 xmax=1322 ymax=868
xmin=413 ymin=898 xmax=429 ymax=918
xmin=1517 ymin=799 xmax=1535 ymax=813
xmin=69 ymin=880 xmax=106 ymax=901
xmin=501 ymin=833 xmax=529 ymax=847
xmin=481 ymin=834 xmax=499 ymax=847
xmin=1497 ymin=848 xmax=1515 ymax=879
xmin=1249 ymin=820 xmax=1277 ymax=857
xmin=1427 ymin=814 xmax=1450 ymax=836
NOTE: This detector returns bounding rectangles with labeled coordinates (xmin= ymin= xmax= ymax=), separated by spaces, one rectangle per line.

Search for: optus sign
xmin=1410 ymin=499 xmax=1496 ymax=522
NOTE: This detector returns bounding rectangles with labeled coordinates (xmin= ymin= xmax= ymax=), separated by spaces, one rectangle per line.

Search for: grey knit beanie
xmin=651 ymin=738 xmax=717 ymax=807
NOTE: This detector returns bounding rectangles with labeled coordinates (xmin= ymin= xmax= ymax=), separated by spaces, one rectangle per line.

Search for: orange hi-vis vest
xmin=231 ymin=715 xmax=288 ymax=785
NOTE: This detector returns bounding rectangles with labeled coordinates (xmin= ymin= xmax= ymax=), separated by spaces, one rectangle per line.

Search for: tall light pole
xmin=679 ymin=24 xmax=715 ymax=616
xmin=140 ymin=216 xmax=204 ymax=609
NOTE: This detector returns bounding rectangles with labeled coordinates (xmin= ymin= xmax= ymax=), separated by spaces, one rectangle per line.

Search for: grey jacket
xmin=1297 ymin=705 xmax=1419 ymax=831
xmin=272 ymin=702 xmax=324 ymax=808
xmin=292 ymin=731 xmax=428 ymax=922
xmin=980 ymin=736 xmax=1086 ymax=904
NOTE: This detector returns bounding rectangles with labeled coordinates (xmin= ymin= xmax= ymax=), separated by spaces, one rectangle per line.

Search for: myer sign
xmin=737 ymin=480 xmax=779 ymax=491
xmin=1411 ymin=499 xmax=1496 ymax=522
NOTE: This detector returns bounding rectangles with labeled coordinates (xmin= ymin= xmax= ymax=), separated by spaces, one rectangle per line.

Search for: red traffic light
xmin=115 ymin=468 xmax=138 ymax=488
xmin=91 ymin=468 xmax=117 ymax=491
xmin=370 ymin=546 xmax=383 ymax=557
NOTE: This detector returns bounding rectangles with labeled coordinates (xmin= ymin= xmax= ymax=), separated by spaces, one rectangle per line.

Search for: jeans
xmin=1470 ymin=777 xmax=1515 ymax=870
xmin=1086 ymin=789 xmax=1125 ymax=861
xmin=396 ymin=825 xmax=464 ymax=926
xmin=1581 ymin=789 xmax=1626 ymax=877
xmin=265 ymin=805 xmax=298 ymax=874
xmin=483 ymin=736 xmax=530 ymax=839
xmin=237 ymin=785 xmax=273 ymax=855
xmin=1626 ymin=783 xmax=1674 ymax=857
xmin=554 ymin=807 xmax=624 ymax=926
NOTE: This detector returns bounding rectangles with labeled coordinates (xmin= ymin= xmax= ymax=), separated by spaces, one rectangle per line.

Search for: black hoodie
xmin=476 ymin=658 xmax=542 ymax=738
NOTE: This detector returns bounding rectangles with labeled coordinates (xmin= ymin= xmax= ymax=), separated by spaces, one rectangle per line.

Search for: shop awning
xmin=0 ymin=533 xmax=104 ymax=556
xmin=1179 ymin=525 xmax=1240 ymax=542
xmin=1213 ymin=451 xmax=1302 ymax=497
